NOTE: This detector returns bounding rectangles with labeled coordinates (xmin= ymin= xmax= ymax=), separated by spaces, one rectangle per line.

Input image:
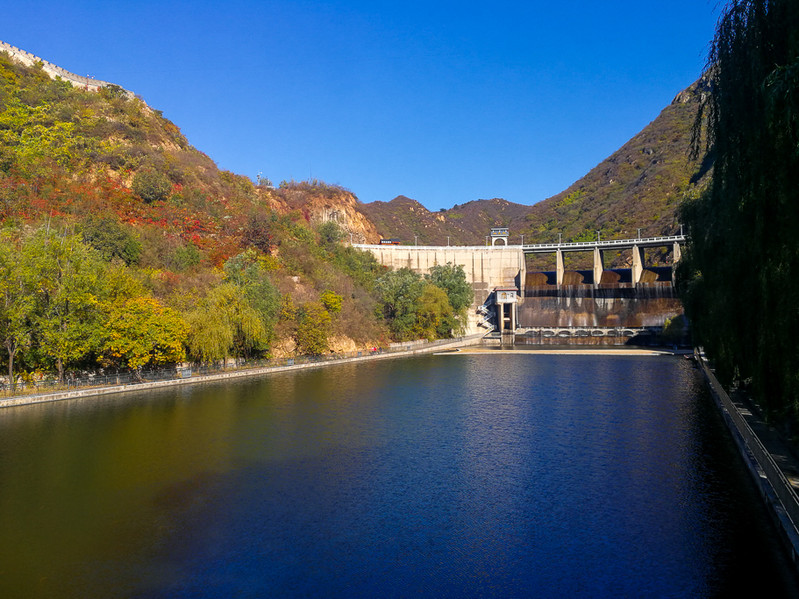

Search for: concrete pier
xmin=593 ymin=247 xmax=604 ymax=285
xmin=355 ymin=244 xmax=526 ymax=332
xmin=631 ymin=245 xmax=644 ymax=284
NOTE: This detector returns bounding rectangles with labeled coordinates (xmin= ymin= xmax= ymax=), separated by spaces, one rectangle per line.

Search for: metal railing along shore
xmin=697 ymin=353 xmax=799 ymax=540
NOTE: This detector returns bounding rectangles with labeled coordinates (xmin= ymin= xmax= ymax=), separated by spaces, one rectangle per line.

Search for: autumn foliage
xmin=0 ymin=50 xmax=470 ymax=384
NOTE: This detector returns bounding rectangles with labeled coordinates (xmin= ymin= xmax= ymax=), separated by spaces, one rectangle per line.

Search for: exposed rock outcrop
xmin=272 ymin=184 xmax=381 ymax=243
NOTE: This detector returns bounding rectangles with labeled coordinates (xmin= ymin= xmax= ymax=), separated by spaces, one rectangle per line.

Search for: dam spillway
xmin=519 ymin=268 xmax=682 ymax=329
xmin=353 ymin=236 xmax=686 ymax=338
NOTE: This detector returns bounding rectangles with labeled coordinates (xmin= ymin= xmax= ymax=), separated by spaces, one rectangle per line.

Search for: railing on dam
xmin=355 ymin=234 xmax=688 ymax=305
xmin=353 ymin=244 xmax=521 ymax=250
xmin=354 ymin=234 xmax=687 ymax=252
xmin=521 ymin=234 xmax=687 ymax=254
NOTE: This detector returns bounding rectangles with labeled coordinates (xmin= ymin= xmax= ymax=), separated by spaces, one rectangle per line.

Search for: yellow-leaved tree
xmin=102 ymin=296 xmax=187 ymax=372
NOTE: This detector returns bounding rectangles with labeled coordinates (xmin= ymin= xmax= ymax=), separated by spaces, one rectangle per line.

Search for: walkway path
xmin=698 ymin=355 xmax=799 ymax=573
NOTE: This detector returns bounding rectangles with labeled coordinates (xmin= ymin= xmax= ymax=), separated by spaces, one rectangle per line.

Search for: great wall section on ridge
xmin=0 ymin=40 xmax=135 ymax=99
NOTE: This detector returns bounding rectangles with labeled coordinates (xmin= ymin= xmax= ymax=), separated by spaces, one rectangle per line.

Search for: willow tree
xmin=679 ymin=0 xmax=799 ymax=426
xmin=185 ymin=284 xmax=266 ymax=363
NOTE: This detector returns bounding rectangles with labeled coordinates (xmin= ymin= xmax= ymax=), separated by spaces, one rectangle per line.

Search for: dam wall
xmin=355 ymin=244 xmax=526 ymax=333
xmin=356 ymin=242 xmax=685 ymax=339
xmin=517 ymin=266 xmax=684 ymax=344
xmin=520 ymin=278 xmax=682 ymax=329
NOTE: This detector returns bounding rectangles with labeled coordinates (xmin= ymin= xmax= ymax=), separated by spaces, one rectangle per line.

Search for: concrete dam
xmin=355 ymin=234 xmax=685 ymax=342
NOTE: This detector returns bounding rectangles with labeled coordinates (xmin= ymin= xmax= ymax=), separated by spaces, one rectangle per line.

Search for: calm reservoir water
xmin=0 ymin=353 xmax=796 ymax=597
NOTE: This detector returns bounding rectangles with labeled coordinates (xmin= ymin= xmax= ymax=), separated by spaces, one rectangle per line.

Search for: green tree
xmin=329 ymin=245 xmax=385 ymax=290
xmin=426 ymin=263 xmax=473 ymax=334
xmin=279 ymin=293 xmax=297 ymax=322
xmin=185 ymin=283 xmax=266 ymax=363
xmin=295 ymin=301 xmax=331 ymax=355
xmin=25 ymin=231 xmax=109 ymax=382
xmin=0 ymin=236 xmax=34 ymax=391
xmin=317 ymin=220 xmax=344 ymax=249
xmin=171 ymin=243 xmax=202 ymax=271
xmin=679 ymin=0 xmax=799 ymax=426
xmin=375 ymin=268 xmax=426 ymax=340
xmin=0 ymin=99 xmax=83 ymax=173
xmin=320 ymin=290 xmax=343 ymax=315
xmin=80 ymin=215 xmax=142 ymax=265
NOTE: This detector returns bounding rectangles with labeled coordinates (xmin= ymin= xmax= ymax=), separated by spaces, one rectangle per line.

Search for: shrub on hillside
xmin=132 ymin=168 xmax=172 ymax=203
xmin=81 ymin=216 xmax=142 ymax=265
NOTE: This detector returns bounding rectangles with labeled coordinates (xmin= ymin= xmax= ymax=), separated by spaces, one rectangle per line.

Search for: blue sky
xmin=5 ymin=1 xmax=720 ymax=210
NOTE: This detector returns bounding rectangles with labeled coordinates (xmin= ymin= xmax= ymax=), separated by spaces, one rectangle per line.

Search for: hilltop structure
xmin=0 ymin=40 xmax=135 ymax=99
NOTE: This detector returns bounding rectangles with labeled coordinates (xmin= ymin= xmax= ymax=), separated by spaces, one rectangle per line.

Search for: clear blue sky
xmin=5 ymin=1 xmax=720 ymax=211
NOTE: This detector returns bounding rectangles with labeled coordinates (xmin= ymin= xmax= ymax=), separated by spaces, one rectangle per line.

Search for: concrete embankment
xmin=440 ymin=347 xmax=686 ymax=356
xmin=0 ymin=335 xmax=485 ymax=410
xmin=697 ymin=353 xmax=799 ymax=574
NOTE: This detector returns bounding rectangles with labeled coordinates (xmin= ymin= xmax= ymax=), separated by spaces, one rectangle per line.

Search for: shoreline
xmin=0 ymin=335 xmax=486 ymax=410
xmin=436 ymin=347 xmax=690 ymax=356
xmin=696 ymin=352 xmax=799 ymax=576
xmin=0 ymin=341 xmax=689 ymax=410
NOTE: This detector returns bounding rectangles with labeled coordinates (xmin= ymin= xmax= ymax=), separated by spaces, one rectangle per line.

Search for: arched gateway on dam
xmin=355 ymin=234 xmax=686 ymax=339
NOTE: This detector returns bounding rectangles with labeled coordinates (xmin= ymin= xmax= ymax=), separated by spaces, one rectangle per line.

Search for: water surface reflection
xmin=0 ymin=355 xmax=795 ymax=597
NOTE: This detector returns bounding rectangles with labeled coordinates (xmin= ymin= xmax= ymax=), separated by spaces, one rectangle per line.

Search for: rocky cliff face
xmin=270 ymin=183 xmax=381 ymax=243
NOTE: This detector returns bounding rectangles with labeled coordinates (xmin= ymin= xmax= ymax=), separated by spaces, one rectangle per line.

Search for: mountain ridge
xmin=351 ymin=77 xmax=710 ymax=247
xmin=0 ymin=40 xmax=709 ymax=254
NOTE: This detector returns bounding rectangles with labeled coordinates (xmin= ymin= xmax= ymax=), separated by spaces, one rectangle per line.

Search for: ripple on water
xmin=0 ymin=355 xmax=796 ymax=597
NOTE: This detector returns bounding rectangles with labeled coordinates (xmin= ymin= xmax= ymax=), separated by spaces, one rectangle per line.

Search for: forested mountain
xmin=0 ymin=48 xmax=475 ymax=386
xmin=359 ymin=196 xmax=529 ymax=246
xmin=521 ymin=77 xmax=710 ymax=242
